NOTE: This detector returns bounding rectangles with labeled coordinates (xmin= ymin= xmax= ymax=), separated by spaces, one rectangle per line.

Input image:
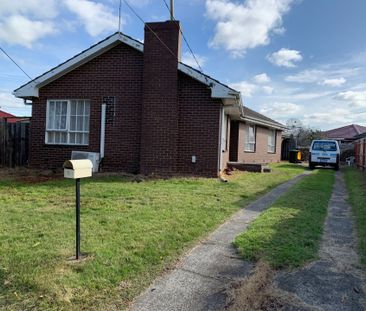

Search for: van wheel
xmin=309 ymin=162 xmax=314 ymax=170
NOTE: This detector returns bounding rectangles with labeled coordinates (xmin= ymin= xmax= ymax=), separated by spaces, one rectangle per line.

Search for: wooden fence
xmin=0 ymin=120 xmax=30 ymax=167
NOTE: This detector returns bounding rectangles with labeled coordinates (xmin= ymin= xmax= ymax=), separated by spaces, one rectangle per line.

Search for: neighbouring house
xmin=0 ymin=109 xmax=29 ymax=123
xmin=14 ymin=20 xmax=284 ymax=177
xmin=323 ymin=124 xmax=366 ymax=144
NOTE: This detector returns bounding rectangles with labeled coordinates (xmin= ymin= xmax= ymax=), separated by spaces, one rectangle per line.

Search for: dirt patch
xmin=225 ymin=261 xmax=282 ymax=311
xmin=0 ymin=167 xmax=63 ymax=183
xmin=225 ymin=261 xmax=322 ymax=311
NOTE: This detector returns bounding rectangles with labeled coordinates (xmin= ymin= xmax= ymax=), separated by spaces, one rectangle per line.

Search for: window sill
xmin=244 ymin=150 xmax=256 ymax=153
xmin=45 ymin=143 xmax=89 ymax=146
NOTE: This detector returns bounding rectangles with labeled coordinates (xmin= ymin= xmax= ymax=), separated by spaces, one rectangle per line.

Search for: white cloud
xmin=262 ymin=86 xmax=274 ymax=94
xmin=267 ymin=48 xmax=303 ymax=67
xmin=0 ymin=0 xmax=58 ymax=19
xmin=182 ymin=52 xmax=207 ymax=69
xmin=334 ymin=91 xmax=366 ymax=107
xmin=260 ymin=102 xmax=302 ymax=119
xmin=230 ymin=80 xmax=274 ymax=96
xmin=322 ymin=77 xmax=346 ymax=87
xmin=303 ymin=107 xmax=354 ymax=126
xmin=64 ymin=0 xmax=120 ymax=37
xmin=0 ymin=0 xmax=58 ymax=47
xmin=285 ymin=69 xmax=324 ymax=83
xmin=0 ymin=15 xmax=56 ymax=48
xmin=205 ymin=0 xmax=295 ymax=57
xmin=230 ymin=81 xmax=257 ymax=97
xmin=253 ymin=73 xmax=270 ymax=84
xmin=0 ymin=90 xmax=26 ymax=108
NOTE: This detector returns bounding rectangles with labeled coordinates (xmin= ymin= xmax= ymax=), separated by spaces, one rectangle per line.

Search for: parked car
xmin=309 ymin=140 xmax=340 ymax=170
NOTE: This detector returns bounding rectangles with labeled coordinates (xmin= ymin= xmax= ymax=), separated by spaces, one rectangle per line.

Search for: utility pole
xmin=170 ymin=0 xmax=174 ymax=20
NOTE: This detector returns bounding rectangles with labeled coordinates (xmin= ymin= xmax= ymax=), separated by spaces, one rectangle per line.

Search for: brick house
xmin=14 ymin=21 xmax=284 ymax=177
xmin=0 ymin=109 xmax=29 ymax=123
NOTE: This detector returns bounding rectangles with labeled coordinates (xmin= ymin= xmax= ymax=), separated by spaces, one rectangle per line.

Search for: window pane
xmin=70 ymin=132 xmax=75 ymax=144
xmin=77 ymin=116 xmax=83 ymax=131
xmin=70 ymin=116 xmax=76 ymax=131
xmin=60 ymin=132 xmax=67 ymax=144
xmin=85 ymin=102 xmax=90 ymax=116
xmin=47 ymin=132 xmax=53 ymax=144
xmin=48 ymin=102 xmax=55 ymax=129
xmin=71 ymin=101 xmax=77 ymax=115
xmin=60 ymin=116 xmax=67 ymax=129
xmin=55 ymin=132 xmax=60 ymax=144
xmin=56 ymin=101 xmax=61 ymax=115
xmin=84 ymin=116 xmax=89 ymax=131
xmin=55 ymin=115 xmax=61 ymax=129
xmin=83 ymin=133 xmax=89 ymax=145
xmin=61 ymin=101 xmax=67 ymax=115
xmin=76 ymin=133 xmax=83 ymax=144
xmin=77 ymin=101 xmax=84 ymax=115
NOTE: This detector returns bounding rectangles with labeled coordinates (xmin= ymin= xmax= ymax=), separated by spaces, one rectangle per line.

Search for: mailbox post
xmin=63 ymin=159 xmax=93 ymax=260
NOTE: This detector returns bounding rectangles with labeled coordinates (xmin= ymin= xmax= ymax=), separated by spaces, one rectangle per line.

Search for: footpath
xmin=131 ymin=173 xmax=309 ymax=311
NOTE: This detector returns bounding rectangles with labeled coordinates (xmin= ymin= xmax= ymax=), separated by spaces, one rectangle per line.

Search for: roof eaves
xmin=242 ymin=115 xmax=285 ymax=130
xmin=14 ymin=32 xmax=144 ymax=98
xmin=14 ymin=31 xmax=238 ymax=101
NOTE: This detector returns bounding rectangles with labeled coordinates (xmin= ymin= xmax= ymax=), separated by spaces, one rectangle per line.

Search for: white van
xmin=309 ymin=140 xmax=340 ymax=170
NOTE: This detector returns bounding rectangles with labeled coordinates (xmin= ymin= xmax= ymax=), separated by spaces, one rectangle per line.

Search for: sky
xmin=1 ymin=0 xmax=366 ymax=130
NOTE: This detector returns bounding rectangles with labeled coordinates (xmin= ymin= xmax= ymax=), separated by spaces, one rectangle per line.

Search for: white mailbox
xmin=63 ymin=159 xmax=93 ymax=179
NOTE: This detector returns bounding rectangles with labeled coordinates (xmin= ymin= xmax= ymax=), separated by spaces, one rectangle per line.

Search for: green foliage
xmin=0 ymin=163 xmax=305 ymax=310
xmin=234 ymin=169 xmax=335 ymax=269
xmin=343 ymin=167 xmax=366 ymax=266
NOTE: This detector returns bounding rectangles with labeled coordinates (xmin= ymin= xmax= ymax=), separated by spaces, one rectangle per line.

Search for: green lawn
xmin=343 ymin=167 xmax=366 ymax=266
xmin=0 ymin=163 xmax=304 ymax=310
xmin=234 ymin=169 xmax=335 ymax=269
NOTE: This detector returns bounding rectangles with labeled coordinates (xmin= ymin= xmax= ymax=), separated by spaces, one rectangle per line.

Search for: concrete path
xmin=131 ymin=173 xmax=309 ymax=311
xmin=276 ymin=171 xmax=366 ymax=310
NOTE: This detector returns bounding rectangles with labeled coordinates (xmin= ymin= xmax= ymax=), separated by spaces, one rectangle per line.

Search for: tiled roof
xmin=323 ymin=124 xmax=366 ymax=140
xmin=243 ymin=106 xmax=284 ymax=128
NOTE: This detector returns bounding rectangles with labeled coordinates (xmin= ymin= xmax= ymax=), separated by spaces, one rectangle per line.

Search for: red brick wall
xmin=236 ymin=122 xmax=282 ymax=163
xmin=177 ymin=73 xmax=221 ymax=177
xmin=28 ymin=39 xmax=222 ymax=177
xmin=29 ymin=43 xmax=143 ymax=172
xmin=140 ymin=21 xmax=181 ymax=175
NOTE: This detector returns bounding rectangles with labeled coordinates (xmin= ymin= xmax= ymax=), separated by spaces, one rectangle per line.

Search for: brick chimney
xmin=140 ymin=21 xmax=182 ymax=175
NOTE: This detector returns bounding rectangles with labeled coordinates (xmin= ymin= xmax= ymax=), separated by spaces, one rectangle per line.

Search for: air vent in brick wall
xmin=103 ymin=96 xmax=116 ymax=125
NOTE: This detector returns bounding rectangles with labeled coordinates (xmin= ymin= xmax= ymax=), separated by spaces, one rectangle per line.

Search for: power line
xmin=121 ymin=0 xmax=177 ymax=59
xmin=118 ymin=0 xmax=122 ymax=32
xmin=161 ymin=0 xmax=205 ymax=74
xmin=0 ymin=46 xmax=32 ymax=80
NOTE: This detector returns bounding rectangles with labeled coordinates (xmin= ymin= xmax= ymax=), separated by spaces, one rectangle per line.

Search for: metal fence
xmin=0 ymin=120 xmax=30 ymax=167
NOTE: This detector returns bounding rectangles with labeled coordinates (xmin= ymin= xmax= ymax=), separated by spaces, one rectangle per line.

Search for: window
xmin=221 ymin=113 xmax=229 ymax=151
xmin=245 ymin=124 xmax=256 ymax=152
xmin=312 ymin=141 xmax=337 ymax=151
xmin=268 ymin=129 xmax=276 ymax=153
xmin=46 ymin=100 xmax=90 ymax=145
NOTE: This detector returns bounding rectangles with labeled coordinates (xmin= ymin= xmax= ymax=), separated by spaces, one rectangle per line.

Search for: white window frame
xmin=268 ymin=129 xmax=276 ymax=153
xmin=45 ymin=99 xmax=90 ymax=145
xmin=245 ymin=124 xmax=256 ymax=152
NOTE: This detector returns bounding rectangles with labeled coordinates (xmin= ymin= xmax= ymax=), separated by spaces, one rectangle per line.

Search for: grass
xmin=343 ymin=167 xmax=366 ymax=266
xmin=0 ymin=163 xmax=305 ymax=310
xmin=234 ymin=169 xmax=335 ymax=269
